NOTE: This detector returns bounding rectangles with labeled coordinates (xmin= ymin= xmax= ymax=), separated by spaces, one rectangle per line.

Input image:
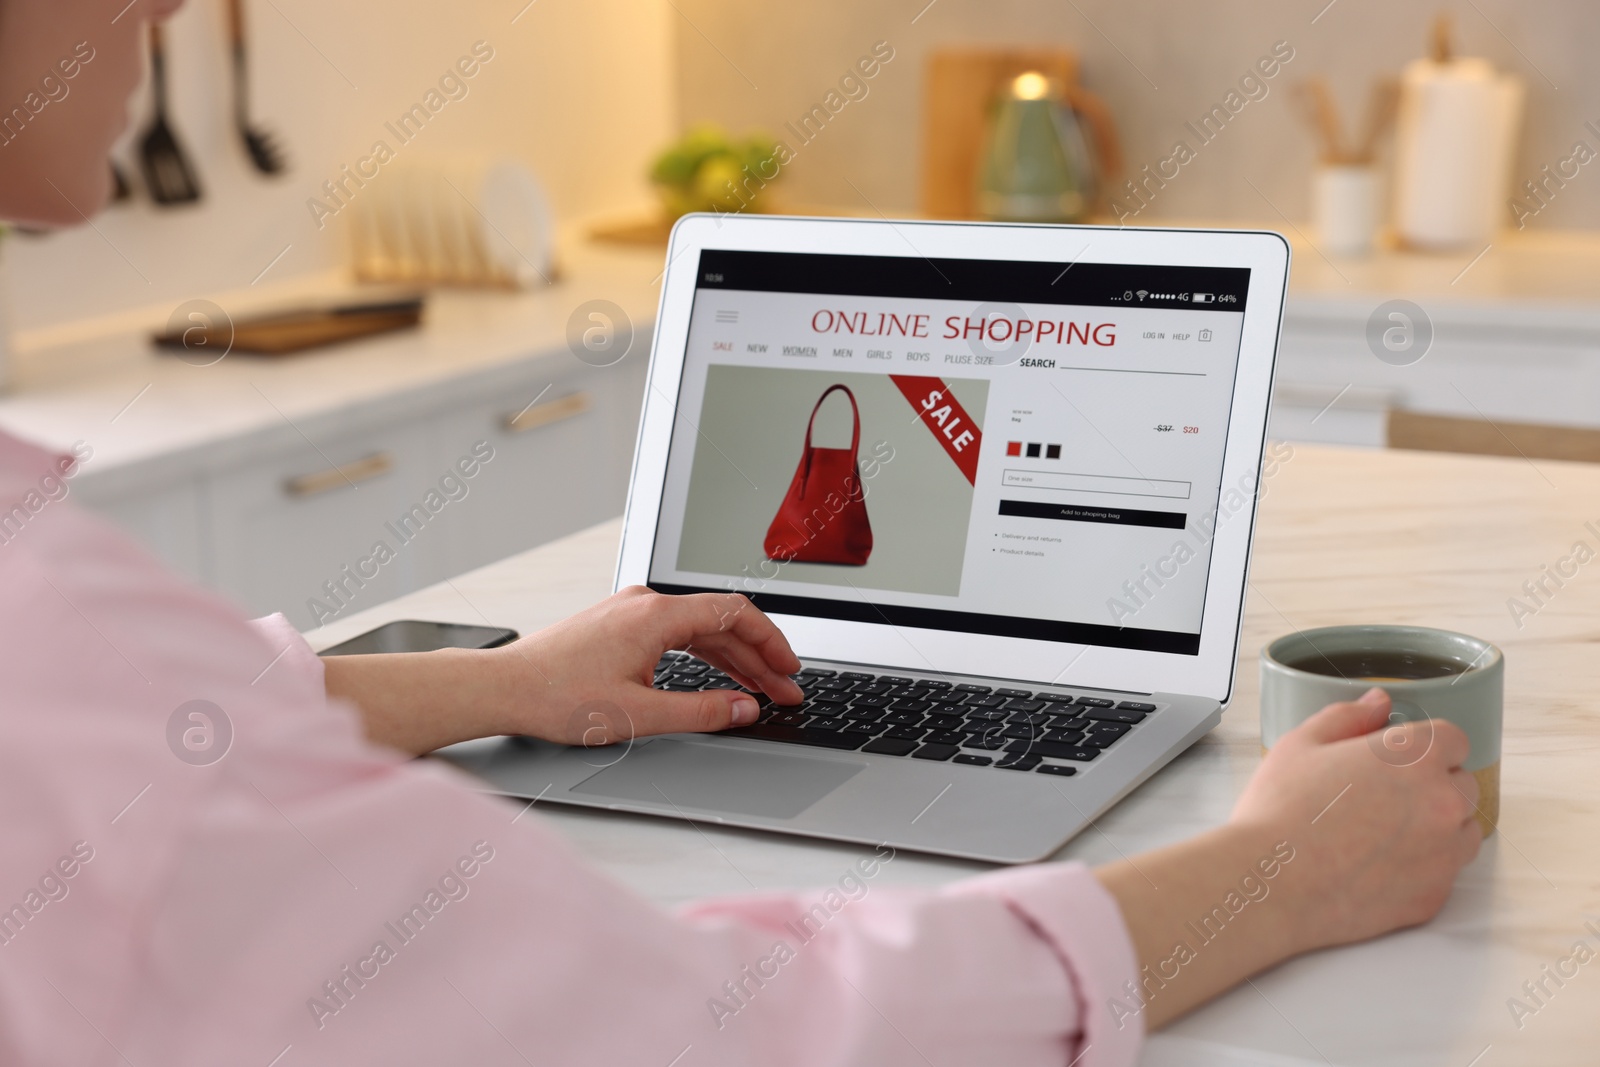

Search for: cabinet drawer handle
xmin=283 ymin=452 xmax=394 ymax=497
xmin=503 ymin=391 xmax=592 ymax=434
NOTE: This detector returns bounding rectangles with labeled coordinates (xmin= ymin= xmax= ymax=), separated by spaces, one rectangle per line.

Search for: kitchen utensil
xmin=975 ymin=71 xmax=1099 ymax=223
xmin=1294 ymin=78 xmax=1347 ymax=163
xmin=151 ymin=296 xmax=424 ymax=356
xmin=139 ymin=24 xmax=202 ymax=205
xmin=1354 ymin=79 xmax=1400 ymax=162
xmin=1292 ymin=77 xmax=1398 ymax=256
xmin=1392 ymin=14 xmax=1523 ymax=250
xmin=1292 ymin=77 xmax=1398 ymax=165
xmin=919 ymin=46 xmax=1120 ymax=220
xmin=227 ymin=0 xmax=286 ymax=175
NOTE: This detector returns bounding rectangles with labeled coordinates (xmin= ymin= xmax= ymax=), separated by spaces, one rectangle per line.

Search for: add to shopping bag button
xmin=998 ymin=499 xmax=1187 ymax=530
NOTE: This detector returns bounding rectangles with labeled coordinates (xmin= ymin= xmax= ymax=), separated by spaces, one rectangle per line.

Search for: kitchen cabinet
xmin=429 ymin=357 xmax=647 ymax=580
xmin=1271 ymin=306 xmax=1600 ymax=449
xmin=137 ymin=351 xmax=648 ymax=631
xmin=72 ymin=473 xmax=210 ymax=584
xmin=1217 ymin=225 xmax=1600 ymax=450
xmin=205 ymin=421 xmax=447 ymax=629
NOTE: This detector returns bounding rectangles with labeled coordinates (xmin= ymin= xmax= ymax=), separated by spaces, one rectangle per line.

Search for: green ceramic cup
xmin=1260 ymin=625 xmax=1502 ymax=836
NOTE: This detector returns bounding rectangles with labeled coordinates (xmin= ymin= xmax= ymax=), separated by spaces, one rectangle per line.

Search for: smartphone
xmin=318 ymin=620 xmax=519 ymax=656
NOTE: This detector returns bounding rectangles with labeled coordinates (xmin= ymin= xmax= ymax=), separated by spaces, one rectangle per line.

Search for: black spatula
xmin=228 ymin=0 xmax=286 ymax=175
xmin=138 ymin=23 xmax=202 ymax=205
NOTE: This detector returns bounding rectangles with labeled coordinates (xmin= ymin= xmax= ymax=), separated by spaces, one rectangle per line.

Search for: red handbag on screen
xmin=764 ymin=384 xmax=873 ymax=565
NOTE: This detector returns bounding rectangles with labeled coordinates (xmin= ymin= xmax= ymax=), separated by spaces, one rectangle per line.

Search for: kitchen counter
xmin=306 ymin=441 xmax=1600 ymax=1066
xmin=0 ymin=232 xmax=664 ymax=486
xmin=1277 ymin=226 xmax=1600 ymax=324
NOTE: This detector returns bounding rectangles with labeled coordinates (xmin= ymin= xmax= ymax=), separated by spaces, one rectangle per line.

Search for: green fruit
xmin=680 ymin=122 xmax=732 ymax=155
xmin=694 ymin=153 xmax=747 ymax=211
xmin=650 ymin=125 xmax=784 ymax=217
xmin=650 ymin=123 xmax=728 ymax=184
xmin=650 ymin=147 xmax=698 ymax=186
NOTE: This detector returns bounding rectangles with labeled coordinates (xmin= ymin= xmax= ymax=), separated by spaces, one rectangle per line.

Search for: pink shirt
xmin=0 ymin=430 xmax=1142 ymax=1066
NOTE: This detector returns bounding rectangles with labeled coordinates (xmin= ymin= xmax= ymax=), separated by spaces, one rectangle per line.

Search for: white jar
xmin=1314 ymin=165 xmax=1381 ymax=257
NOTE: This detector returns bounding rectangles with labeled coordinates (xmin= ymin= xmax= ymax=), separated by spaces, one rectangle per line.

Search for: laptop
xmin=442 ymin=215 xmax=1290 ymax=863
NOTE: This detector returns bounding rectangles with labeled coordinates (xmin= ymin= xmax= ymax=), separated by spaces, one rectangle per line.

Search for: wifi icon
xmin=1136 ymin=290 xmax=1148 ymax=301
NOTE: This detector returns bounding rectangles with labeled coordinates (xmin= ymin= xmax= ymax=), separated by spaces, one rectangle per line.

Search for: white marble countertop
xmin=306 ymin=441 xmax=1600 ymax=1066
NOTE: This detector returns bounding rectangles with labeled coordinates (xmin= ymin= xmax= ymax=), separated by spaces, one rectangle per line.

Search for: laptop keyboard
xmin=653 ymin=653 xmax=1160 ymax=776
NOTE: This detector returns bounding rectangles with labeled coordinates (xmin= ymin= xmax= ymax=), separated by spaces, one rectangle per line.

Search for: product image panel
xmin=676 ymin=365 xmax=987 ymax=597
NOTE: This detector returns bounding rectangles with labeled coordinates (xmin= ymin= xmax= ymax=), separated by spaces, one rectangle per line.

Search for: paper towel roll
xmin=1392 ymin=55 xmax=1523 ymax=250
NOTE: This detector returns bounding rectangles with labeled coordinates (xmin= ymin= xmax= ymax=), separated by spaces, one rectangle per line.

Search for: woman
xmin=0 ymin=2 xmax=1480 ymax=1064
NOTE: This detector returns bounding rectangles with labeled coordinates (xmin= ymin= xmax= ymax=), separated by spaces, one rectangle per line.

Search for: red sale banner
xmin=889 ymin=375 xmax=982 ymax=485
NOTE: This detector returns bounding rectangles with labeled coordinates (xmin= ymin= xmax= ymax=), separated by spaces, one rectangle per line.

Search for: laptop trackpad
xmin=570 ymin=739 xmax=864 ymax=820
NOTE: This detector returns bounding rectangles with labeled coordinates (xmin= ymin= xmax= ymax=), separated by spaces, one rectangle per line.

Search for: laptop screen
xmin=646 ymin=249 xmax=1254 ymax=657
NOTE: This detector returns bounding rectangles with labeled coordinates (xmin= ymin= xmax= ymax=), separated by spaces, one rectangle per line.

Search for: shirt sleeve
xmin=680 ymin=859 xmax=1144 ymax=1067
xmin=248 ymin=613 xmax=327 ymax=693
xmin=0 ymin=481 xmax=1144 ymax=1067
xmin=949 ymin=863 xmax=1146 ymax=1064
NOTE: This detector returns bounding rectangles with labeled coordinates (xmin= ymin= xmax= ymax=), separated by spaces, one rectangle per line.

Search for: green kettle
xmin=977 ymin=72 xmax=1107 ymax=223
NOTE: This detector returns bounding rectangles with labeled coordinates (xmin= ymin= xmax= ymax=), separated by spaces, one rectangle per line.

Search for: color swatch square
xmin=1006 ymin=441 xmax=1022 ymax=456
xmin=1046 ymin=444 xmax=1061 ymax=459
xmin=1025 ymin=443 xmax=1042 ymax=458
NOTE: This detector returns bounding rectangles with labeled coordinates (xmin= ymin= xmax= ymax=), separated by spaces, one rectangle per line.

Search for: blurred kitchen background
xmin=5 ymin=0 xmax=1598 ymax=628
xmin=678 ymin=0 xmax=1591 ymax=220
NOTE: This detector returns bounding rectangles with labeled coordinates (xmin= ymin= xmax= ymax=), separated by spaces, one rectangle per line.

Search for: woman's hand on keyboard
xmin=489 ymin=586 xmax=804 ymax=747
xmin=324 ymin=587 xmax=803 ymax=755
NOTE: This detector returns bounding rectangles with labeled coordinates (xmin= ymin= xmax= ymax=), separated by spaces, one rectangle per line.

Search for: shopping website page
xmin=648 ymin=250 xmax=1253 ymax=655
